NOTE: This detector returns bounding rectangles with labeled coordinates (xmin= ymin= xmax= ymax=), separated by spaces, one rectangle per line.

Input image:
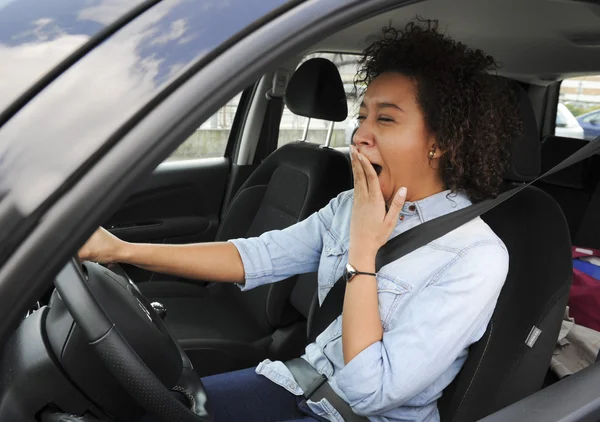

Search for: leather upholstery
xmin=139 ymin=58 xmax=353 ymax=376
xmin=285 ymin=57 xmax=348 ymax=122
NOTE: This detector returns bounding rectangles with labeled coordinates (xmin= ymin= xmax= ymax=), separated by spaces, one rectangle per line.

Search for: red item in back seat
xmin=569 ymin=246 xmax=600 ymax=332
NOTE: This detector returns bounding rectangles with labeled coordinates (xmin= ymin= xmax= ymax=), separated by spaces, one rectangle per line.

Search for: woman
xmin=79 ymin=19 xmax=521 ymax=422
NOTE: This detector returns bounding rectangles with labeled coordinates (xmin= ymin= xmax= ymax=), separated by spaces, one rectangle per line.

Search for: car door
xmin=103 ymin=88 xmax=254 ymax=282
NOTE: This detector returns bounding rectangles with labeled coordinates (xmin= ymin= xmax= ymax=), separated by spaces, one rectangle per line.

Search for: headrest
xmin=503 ymin=82 xmax=541 ymax=182
xmin=284 ymin=58 xmax=348 ymax=122
xmin=540 ymin=136 xmax=590 ymax=189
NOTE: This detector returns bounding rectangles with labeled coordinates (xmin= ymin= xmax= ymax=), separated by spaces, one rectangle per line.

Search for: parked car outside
xmin=577 ymin=108 xmax=600 ymax=140
xmin=556 ymin=103 xmax=585 ymax=139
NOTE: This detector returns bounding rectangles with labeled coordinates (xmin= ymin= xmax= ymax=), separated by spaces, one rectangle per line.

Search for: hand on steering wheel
xmin=55 ymin=259 xmax=212 ymax=422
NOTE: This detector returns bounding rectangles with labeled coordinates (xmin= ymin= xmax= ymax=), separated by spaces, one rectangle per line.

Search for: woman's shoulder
xmin=327 ymin=189 xmax=355 ymax=218
xmin=431 ymin=216 xmax=507 ymax=255
xmin=380 ymin=217 xmax=508 ymax=295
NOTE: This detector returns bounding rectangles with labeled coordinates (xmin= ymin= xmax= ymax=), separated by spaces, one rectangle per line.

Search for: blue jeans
xmin=140 ymin=367 xmax=324 ymax=422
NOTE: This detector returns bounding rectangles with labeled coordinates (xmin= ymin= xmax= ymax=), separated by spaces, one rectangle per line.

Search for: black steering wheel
xmin=54 ymin=259 xmax=212 ymax=422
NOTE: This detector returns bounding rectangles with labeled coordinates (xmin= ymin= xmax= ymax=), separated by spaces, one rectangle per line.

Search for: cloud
xmin=0 ymin=0 xmax=187 ymax=213
xmin=150 ymin=18 xmax=187 ymax=46
xmin=0 ymin=33 xmax=90 ymax=111
xmin=10 ymin=18 xmax=67 ymax=42
xmin=0 ymin=0 xmax=17 ymax=11
xmin=77 ymin=0 xmax=141 ymax=25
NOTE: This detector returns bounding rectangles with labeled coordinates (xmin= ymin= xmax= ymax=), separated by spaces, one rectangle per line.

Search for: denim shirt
xmin=229 ymin=189 xmax=509 ymax=422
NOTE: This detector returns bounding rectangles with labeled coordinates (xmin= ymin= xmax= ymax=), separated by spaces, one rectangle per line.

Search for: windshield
xmin=0 ymin=0 xmax=146 ymax=113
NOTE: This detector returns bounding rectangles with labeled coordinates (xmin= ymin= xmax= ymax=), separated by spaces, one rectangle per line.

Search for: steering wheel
xmin=54 ymin=259 xmax=212 ymax=422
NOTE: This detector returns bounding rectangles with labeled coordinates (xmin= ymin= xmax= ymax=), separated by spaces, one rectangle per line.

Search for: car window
xmin=556 ymin=106 xmax=568 ymax=127
xmin=581 ymin=111 xmax=600 ymax=124
xmin=555 ymin=76 xmax=600 ymax=140
xmin=166 ymin=92 xmax=242 ymax=162
xmin=278 ymin=52 xmax=361 ymax=149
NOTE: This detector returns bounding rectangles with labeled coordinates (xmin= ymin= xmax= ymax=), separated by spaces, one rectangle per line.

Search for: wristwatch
xmin=343 ymin=263 xmax=377 ymax=282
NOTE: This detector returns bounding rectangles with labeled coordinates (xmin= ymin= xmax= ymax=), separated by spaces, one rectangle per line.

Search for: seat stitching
xmin=217 ymin=184 xmax=268 ymax=240
xmin=454 ymin=319 xmax=494 ymax=422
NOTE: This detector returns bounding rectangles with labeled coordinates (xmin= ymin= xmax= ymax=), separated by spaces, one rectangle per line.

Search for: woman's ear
xmin=428 ymin=138 xmax=446 ymax=159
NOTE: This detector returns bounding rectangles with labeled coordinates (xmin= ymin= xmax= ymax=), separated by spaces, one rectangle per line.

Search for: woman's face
xmin=354 ymin=72 xmax=444 ymax=203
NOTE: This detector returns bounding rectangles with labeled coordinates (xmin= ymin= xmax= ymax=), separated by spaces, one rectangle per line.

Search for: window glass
xmin=556 ymin=77 xmax=600 ymax=140
xmin=166 ymin=93 xmax=242 ymax=161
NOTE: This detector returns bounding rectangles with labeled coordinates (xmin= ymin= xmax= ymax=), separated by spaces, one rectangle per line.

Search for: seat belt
xmin=285 ymin=135 xmax=600 ymax=420
xmin=253 ymin=69 xmax=288 ymax=165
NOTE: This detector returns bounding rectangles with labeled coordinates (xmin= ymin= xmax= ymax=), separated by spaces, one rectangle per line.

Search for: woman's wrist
xmin=113 ymin=240 xmax=133 ymax=263
xmin=348 ymin=248 xmax=377 ymax=272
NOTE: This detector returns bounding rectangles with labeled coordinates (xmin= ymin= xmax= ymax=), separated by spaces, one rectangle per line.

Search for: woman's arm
xmin=78 ymin=188 xmax=347 ymax=285
xmin=78 ymin=228 xmax=245 ymax=283
xmin=342 ymin=146 xmax=407 ymax=363
xmin=337 ymin=241 xmax=509 ymax=415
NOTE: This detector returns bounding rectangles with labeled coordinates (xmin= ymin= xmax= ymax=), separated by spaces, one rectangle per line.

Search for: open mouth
xmin=372 ymin=163 xmax=383 ymax=176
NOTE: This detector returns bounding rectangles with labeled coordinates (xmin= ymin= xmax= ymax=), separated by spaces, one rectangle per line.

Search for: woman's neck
xmin=405 ymin=178 xmax=447 ymax=203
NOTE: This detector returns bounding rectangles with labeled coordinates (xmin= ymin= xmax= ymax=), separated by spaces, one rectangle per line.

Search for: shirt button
xmin=408 ymin=205 xmax=416 ymax=212
xmin=399 ymin=215 xmax=405 ymax=221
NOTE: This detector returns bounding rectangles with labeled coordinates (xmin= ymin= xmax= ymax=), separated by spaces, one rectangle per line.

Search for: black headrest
xmin=503 ymin=83 xmax=541 ymax=182
xmin=540 ymin=135 xmax=590 ymax=189
xmin=284 ymin=58 xmax=348 ymax=122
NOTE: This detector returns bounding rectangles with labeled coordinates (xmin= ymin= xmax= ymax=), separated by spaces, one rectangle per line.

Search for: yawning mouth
xmin=372 ymin=163 xmax=383 ymax=176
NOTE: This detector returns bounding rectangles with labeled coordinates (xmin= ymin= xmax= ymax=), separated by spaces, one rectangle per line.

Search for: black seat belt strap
xmin=253 ymin=69 xmax=288 ymax=164
xmin=286 ymin=358 xmax=368 ymax=422
xmin=253 ymin=96 xmax=283 ymax=165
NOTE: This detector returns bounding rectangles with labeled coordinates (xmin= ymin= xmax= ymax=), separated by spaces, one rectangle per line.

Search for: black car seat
xmin=437 ymin=84 xmax=573 ymax=421
xmin=138 ymin=58 xmax=353 ymax=376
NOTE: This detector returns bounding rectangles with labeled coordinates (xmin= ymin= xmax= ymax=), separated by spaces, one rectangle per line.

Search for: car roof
xmin=309 ymin=0 xmax=600 ymax=84
xmin=578 ymin=108 xmax=600 ymax=118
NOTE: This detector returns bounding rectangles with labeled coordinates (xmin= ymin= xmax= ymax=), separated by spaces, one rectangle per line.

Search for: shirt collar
xmin=400 ymin=190 xmax=472 ymax=223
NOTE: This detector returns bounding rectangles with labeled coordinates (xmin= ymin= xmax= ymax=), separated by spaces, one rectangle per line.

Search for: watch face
xmin=344 ymin=263 xmax=356 ymax=282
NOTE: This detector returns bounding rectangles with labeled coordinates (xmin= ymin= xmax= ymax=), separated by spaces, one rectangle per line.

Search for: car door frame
xmin=3 ymin=0 xmax=600 ymax=420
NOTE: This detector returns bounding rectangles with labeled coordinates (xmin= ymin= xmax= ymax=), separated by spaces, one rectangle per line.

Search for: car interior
xmin=3 ymin=0 xmax=600 ymax=421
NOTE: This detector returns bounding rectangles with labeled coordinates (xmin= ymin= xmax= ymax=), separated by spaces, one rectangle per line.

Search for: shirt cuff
xmin=336 ymin=341 xmax=382 ymax=403
xmin=228 ymin=238 xmax=273 ymax=291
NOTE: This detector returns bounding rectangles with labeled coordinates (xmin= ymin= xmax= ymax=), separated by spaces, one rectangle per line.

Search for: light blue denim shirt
xmin=230 ymin=189 xmax=509 ymax=422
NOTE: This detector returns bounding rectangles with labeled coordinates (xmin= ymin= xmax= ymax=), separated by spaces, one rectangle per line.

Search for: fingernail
xmin=358 ymin=153 xmax=363 ymax=162
xmin=398 ymin=187 xmax=407 ymax=197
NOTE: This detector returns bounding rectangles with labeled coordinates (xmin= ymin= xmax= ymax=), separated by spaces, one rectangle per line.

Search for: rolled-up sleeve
xmin=229 ymin=191 xmax=349 ymax=291
xmin=335 ymin=240 xmax=509 ymax=416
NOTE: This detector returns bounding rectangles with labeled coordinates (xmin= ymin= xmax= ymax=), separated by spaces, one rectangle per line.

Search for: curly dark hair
xmin=355 ymin=18 xmax=522 ymax=202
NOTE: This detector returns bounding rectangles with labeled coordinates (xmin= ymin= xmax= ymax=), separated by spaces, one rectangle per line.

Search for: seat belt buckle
xmin=304 ymin=373 xmax=328 ymax=398
xmin=266 ymin=68 xmax=290 ymax=100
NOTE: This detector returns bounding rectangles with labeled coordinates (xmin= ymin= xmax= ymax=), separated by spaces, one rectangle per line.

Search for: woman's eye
xmin=378 ymin=117 xmax=394 ymax=123
xmin=356 ymin=115 xmax=365 ymax=122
